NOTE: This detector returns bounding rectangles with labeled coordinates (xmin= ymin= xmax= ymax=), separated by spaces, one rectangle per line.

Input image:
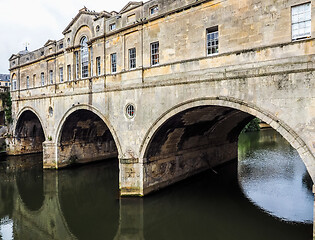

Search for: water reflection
xmin=58 ymin=162 xmax=119 ymax=240
xmin=0 ymin=128 xmax=313 ymax=240
xmin=238 ymin=129 xmax=313 ymax=223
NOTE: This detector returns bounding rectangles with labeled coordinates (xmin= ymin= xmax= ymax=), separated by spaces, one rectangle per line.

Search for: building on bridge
xmin=7 ymin=0 xmax=315 ymax=214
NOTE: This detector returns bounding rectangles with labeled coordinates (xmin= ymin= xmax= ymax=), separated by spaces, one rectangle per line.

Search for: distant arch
xmin=16 ymin=107 xmax=47 ymax=140
xmin=15 ymin=107 xmax=46 ymax=154
xmin=139 ymin=97 xmax=315 ymax=181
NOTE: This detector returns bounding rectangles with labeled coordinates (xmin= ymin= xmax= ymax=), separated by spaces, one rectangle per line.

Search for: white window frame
xmin=49 ymin=70 xmax=53 ymax=84
xmin=207 ymin=26 xmax=219 ymax=56
xmin=96 ymin=57 xmax=101 ymax=76
xmin=80 ymin=36 xmax=89 ymax=78
xmin=59 ymin=67 xmax=64 ymax=83
xmin=90 ymin=47 xmax=93 ymax=77
xmin=109 ymin=23 xmax=116 ymax=31
xmin=67 ymin=65 xmax=71 ymax=81
xmin=41 ymin=72 xmax=45 ymax=86
xmin=26 ymin=76 xmax=29 ymax=89
xmin=150 ymin=5 xmax=159 ymax=15
xmin=111 ymin=53 xmax=117 ymax=73
xmin=129 ymin=48 xmax=136 ymax=69
xmin=75 ymin=51 xmax=79 ymax=79
xmin=150 ymin=42 xmax=159 ymax=66
xmin=12 ymin=75 xmax=17 ymax=91
xmin=292 ymin=3 xmax=311 ymax=40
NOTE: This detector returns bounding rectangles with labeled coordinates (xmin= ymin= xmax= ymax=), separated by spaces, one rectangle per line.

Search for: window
xmin=90 ymin=47 xmax=93 ymax=76
xmin=59 ymin=67 xmax=64 ymax=82
xmin=150 ymin=42 xmax=159 ymax=66
xmin=81 ymin=37 xmax=89 ymax=78
xmin=111 ymin=53 xmax=117 ymax=73
xmin=75 ymin=51 xmax=79 ymax=79
xmin=127 ymin=14 xmax=136 ymax=23
xmin=109 ymin=23 xmax=116 ymax=31
xmin=96 ymin=57 xmax=101 ymax=76
xmin=292 ymin=3 xmax=311 ymax=40
xmin=33 ymin=74 xmax=36 ymax=86
xmin=26 ymin=76 xmax=29 ymax=89
xmin=129 ymin=48 xmax=136 ymax=69
xmin=49 ymin=70 xmax=53 ymax=84
xmin=96 ymin=25 xmax=100 ymax=32
xmin=207 ymin=26 xmax=219 ymax=55
xmin=41 ymin=51 xmax=44 ymax=56
xmin=67 ymin=65 xmax=71 ymax=81
xmin=150 ymin=5 xmax=159 ymax=15
xmin=59 ymin=43 xmax=64 ymax=49
xmin=41 ymin=72 xmax=45 ymax=86
xmin=126 ymin=104 xmax=135 ymax=118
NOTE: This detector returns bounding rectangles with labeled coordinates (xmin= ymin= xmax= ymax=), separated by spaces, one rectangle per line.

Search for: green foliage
xmin=0 ymin=91 xmax=12 ymax=125
xmin=242 ymin=118 xmax=261 ymax=133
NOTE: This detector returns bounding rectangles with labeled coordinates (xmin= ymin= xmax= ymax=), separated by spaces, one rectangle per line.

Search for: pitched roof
xmin=119 ymin=1 xmax=143 ymax=14
xmin=44 ymin=40 xmax=56 ymax=47
xmin=62 ymin=7 xmax=105 ymax=35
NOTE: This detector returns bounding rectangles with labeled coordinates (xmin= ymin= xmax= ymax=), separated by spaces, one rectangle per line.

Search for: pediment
xmin=120 ymin=1 xmax=143 ymax=14
xmin=44 ymin=40 xmax=56 ymax=47
xmin=9 ymin=54 xmax=18 ymax=61
xmin=62 ymin=8 xmax=102 ymax=35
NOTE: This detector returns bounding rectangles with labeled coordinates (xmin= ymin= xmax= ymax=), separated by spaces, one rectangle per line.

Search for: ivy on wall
xmin=0 ymin=91 xmax=12 ymax=124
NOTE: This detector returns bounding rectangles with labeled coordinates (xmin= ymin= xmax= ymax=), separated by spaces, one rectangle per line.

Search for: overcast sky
xmin=0 ymin=0 xmax=131 ymax=74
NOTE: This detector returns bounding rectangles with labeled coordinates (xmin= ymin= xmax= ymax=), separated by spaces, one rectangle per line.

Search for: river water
xmin=0 ymin=128 xmax=313 ymax=240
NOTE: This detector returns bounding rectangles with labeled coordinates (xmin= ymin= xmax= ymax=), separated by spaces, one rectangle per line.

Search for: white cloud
xmin=0 ymin=0 xmax=129 ymax=73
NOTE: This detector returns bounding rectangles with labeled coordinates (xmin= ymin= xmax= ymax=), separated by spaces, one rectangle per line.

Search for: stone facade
xmin=7 ymin=0 xmax=315 ymax=208
xmin=0 ymin=74 xmax=10 ymax=92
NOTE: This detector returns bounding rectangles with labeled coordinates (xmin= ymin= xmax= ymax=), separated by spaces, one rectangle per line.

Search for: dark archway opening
xmin=15 ymin=110 xmax=45 ymax=154
xmin=142 ymin=105 xmax=313 ymax=239
xmin=58 ymin=109 xmax=118 ymax=168
xmin=143 ymin=106 xmax=253 ymax=191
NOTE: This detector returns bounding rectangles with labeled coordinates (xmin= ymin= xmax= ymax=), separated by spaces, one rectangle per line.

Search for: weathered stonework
xmin=7 ymin=0 xmax=315 ymax=224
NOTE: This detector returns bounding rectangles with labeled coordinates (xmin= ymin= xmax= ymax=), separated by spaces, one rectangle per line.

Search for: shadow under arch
xmin=56 ymin=105 xmax=121 ymax=167
xmin=139 ymin=97 xmax=315 ymax=182
xmin=15 ymin=108 xmax=46 ymax=155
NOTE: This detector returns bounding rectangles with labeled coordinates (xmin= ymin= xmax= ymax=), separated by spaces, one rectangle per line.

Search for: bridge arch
xmin=139 ymin=97 xmax=315 ymax=182
xmin=14 ymin=107 xmax=46 ymax=154
xmin=55 ymin=104 xmax=122 ymax=167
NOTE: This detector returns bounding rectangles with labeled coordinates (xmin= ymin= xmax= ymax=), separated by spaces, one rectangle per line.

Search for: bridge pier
xmin=120 ymin=159 xmax=144 ymax=196
xmin=43 ymin=141 xmax=57 ymax=169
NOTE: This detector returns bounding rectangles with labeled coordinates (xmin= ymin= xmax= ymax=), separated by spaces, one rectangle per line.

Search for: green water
xmin=0 ymin=129 xmax=312 ymax=239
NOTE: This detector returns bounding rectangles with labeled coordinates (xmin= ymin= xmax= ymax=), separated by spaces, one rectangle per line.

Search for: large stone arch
xmin=12 ymin=107 xmax=46 ymax=155
xmin=15 ymin=107 xmax=47 ymax=138
xmin=55 ymin=104 xmax=122 ymax=168
xmin=139 ymin=97 xmax=315 ymax=182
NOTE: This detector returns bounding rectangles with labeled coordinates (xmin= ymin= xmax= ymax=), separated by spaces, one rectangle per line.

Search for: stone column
xmin=43 ymin=141 xmax=57 ymax=169
xmin=119 ymin=158 xmax=144 ymax=196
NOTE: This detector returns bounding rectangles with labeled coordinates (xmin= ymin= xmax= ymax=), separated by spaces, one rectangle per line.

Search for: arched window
xmin=80 ymin=37 xmax=89 ymax=78
xmin=12 ymin=74 xmax=17 ymax=91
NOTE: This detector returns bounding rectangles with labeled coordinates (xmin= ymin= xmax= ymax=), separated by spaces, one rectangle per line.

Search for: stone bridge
xmin=6 ymin=0 xmax=315 ymax=235
xmin=8 ymin=40 xmax=315 ymax=196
